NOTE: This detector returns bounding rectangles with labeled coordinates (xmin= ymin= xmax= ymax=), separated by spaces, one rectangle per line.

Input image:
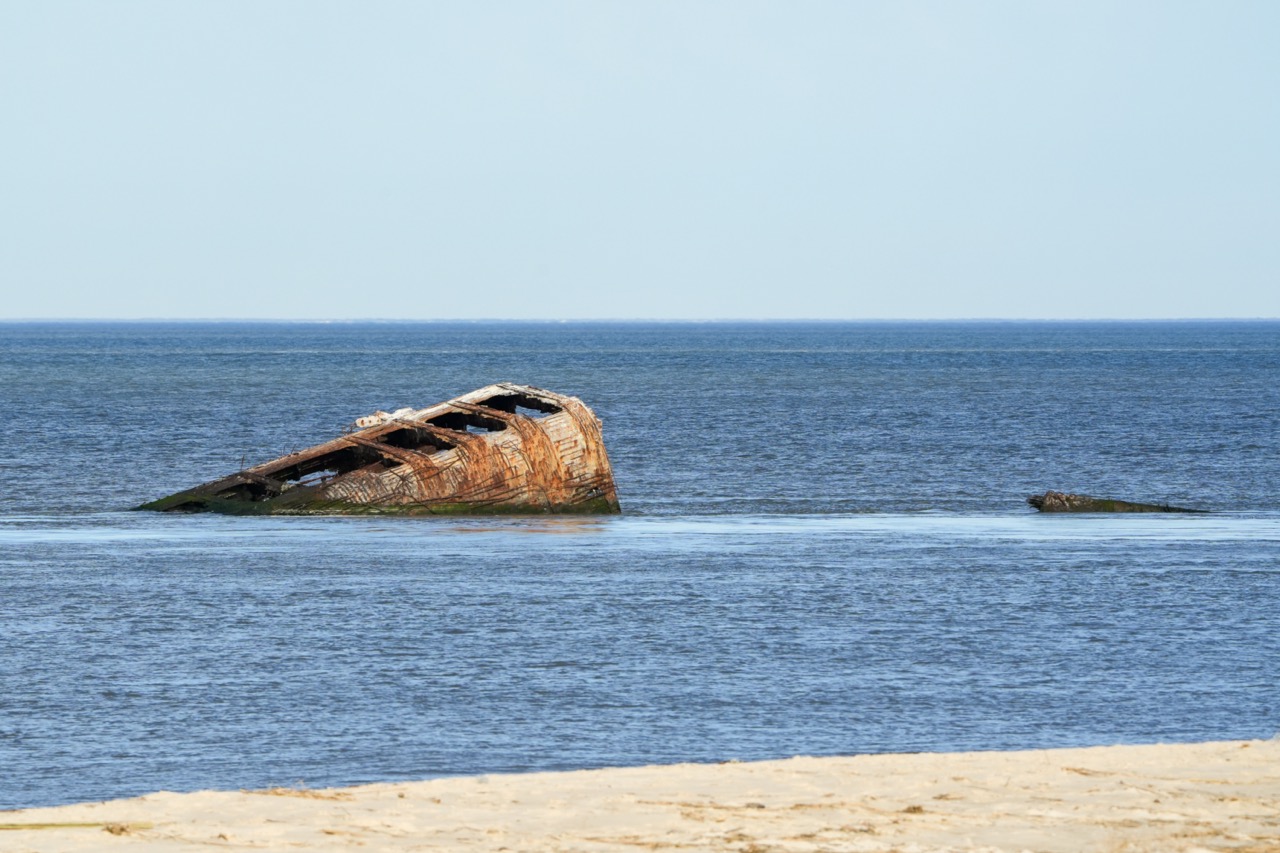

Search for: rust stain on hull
xmin=139 ymin=384 xmax=620 ymax=515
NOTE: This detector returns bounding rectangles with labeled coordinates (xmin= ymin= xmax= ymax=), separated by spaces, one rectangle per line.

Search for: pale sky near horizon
xmin=2 ymin=2 xmax=1277 ymax=320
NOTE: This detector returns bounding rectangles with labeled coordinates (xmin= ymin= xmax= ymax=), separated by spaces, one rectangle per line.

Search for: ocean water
xmin=1 ymin=321 xmax=1277 ymax=809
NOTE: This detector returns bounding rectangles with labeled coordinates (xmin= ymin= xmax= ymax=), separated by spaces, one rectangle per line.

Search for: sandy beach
xmin=3 ymin=740 xmax=1277 ymax=852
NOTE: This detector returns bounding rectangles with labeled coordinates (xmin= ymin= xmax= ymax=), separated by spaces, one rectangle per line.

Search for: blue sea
xmin=1 ymin=321 xmax=1278 ymax=809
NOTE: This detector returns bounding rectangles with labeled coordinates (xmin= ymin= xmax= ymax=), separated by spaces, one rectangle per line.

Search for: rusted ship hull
xmin=139 ymin=384 xmax=620 ymax=515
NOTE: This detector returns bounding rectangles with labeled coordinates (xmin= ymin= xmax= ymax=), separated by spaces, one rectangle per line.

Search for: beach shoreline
xmin=3 ymin=739 xmax=1277 ymax=851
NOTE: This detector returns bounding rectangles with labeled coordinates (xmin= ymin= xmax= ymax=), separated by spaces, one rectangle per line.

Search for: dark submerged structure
xmin=139 ymin=383 xmax=620 ymax=515
xmin=1027 ymin=490 xmax=1206 ymax=514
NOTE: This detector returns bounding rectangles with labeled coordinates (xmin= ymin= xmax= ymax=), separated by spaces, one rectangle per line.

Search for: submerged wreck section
xmin=140 ymin=384 xmax=620 ymax=515
xmin=1027 ymin=491 xmax=1205 ymax=514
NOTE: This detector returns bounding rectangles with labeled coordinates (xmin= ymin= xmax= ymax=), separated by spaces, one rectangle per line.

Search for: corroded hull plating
xmin=140 ymin=384 xmax=620 ymax=515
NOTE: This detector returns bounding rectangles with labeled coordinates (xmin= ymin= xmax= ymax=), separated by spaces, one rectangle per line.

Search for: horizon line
xmin=2 ymin=316 xmax=1278 ymax=324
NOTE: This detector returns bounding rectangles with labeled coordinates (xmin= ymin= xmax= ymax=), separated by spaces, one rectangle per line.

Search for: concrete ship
xmin=139 ymin=383 xmax=620 ymax=515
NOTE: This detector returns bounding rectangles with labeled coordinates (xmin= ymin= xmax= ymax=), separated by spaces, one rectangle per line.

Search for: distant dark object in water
xmin=1027 ymin=491 xmax=1207 ymax=514
xmin=138 ymin=383 xmax=620 ymax=515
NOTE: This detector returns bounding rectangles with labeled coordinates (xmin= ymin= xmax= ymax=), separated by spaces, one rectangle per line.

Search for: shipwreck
xmin=139 ymin=383 xmax=620 ymax=515
xmin=1027 ymin=491 xmax=1205 ymax=514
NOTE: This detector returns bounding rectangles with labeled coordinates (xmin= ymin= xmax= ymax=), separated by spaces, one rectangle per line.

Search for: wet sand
xmin=3 ymin=739 xmax=1277 ymax=851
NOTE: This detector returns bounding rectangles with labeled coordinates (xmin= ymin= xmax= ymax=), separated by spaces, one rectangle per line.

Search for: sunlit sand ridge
xmin=3 ymin=740 xmax=1277 ymax=852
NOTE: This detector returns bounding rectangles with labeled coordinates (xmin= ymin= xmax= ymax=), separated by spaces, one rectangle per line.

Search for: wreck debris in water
xmin=139 ymin=384 xmax=620 ymax=515
xmin=1027 ymin=491 xmax=1205 ymax=514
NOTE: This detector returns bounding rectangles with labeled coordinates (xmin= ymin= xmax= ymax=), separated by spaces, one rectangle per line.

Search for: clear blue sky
xmin=2 ymin=1 xmax=1277 ymax=320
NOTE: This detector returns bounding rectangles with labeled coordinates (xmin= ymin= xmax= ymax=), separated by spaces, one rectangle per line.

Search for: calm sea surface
xmin=1 ymin=321 xmax=1277 ymax=809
